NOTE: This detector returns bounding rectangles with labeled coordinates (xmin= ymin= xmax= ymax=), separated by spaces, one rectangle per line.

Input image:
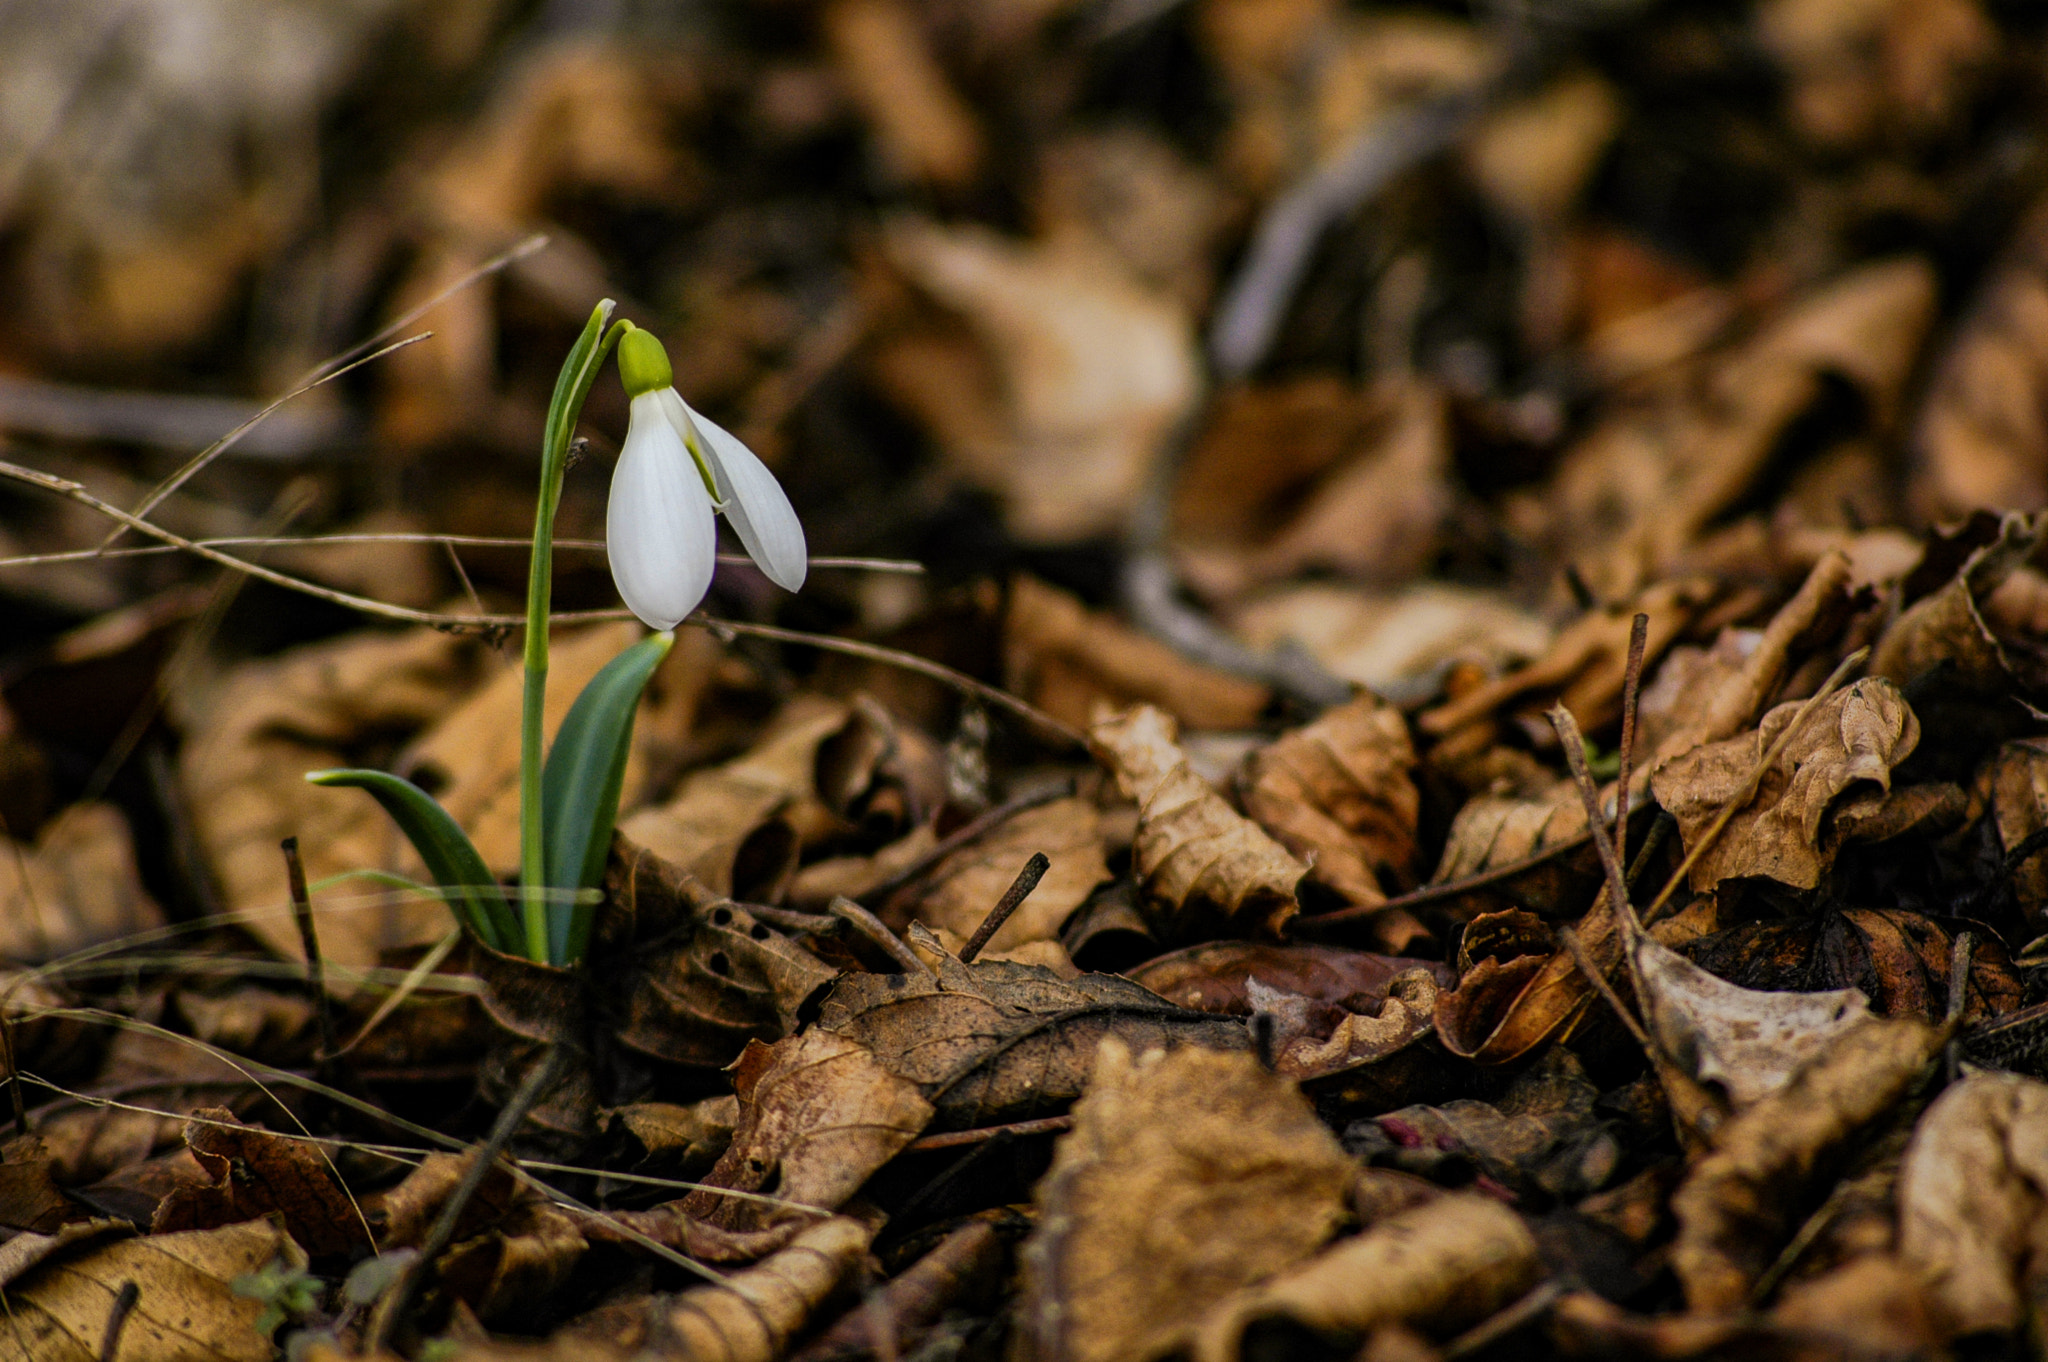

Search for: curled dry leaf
xmin=1130 ymin=941 xmax=1455 ymax=1017
xmin=439 ymin=1196 xmax=589 ymax=1330
xmin=1896 ymin=1070 xmax=2048 ymax=1337
xmin=1631 ymin=936 xmax=1872 ymax=1110
xmin=1090 ymin=705 xmax=1305 ymax=940
xmin=1013 ymin=1040 xmax=1355 ymax=1362
xmin=877 ymin=218 xmax=1200 ymax=544
xmin=600 ymin=836 xmax=842 ymax=1071
xmin=0 ymin=1215 xmax=305 ymax=1362
xmin=794 ymin=1217 xmax=1008 ymax=1362
xmin=570 ymin=1216 xmax=872 ymax=1362
xmin=0 ymin=801 xmax=161 ymax=964
xmin=153 ymin=1108 xmax=369 ymax=1257
xmin=619 ymin=696 xmax=855 ymax=901
xmin=902 ymin=796 xmax=1110 ymax=955
xmin=1669 ymin=1015 xmax=1945 ymax=1311
xmin=1429 ymin=779 xmax=1588 ymax=888
xmin=607 ymin=1096 xmax=740 ymax=1180
xmin=1245 ymin=970 xmax=1441 ymax=1081
xmin=1650 ymin=677 xmax=1920 ymax=893
xmin=658 ymin=1028 xmax=932 ymax=1261
xmin=1190 ymin=1193 xmax=1541 ymax=1362
xmin=178 ymin=627 xmax=488 ymax=975
xmin=815 ymin=948 xmax=1247 ymax=1131
xmin=1004 ymin=575 xmax=1269 ymax=732
xmin=1239 ymin=692 xmax=1420 ymax=907
xmin=1346 ymin=1047 xmax=1620 ymax=1201
xmin=1987 ymin=737 xmax=2048 ymax=921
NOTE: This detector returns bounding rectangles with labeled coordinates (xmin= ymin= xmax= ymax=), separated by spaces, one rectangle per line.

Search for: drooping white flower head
xmin=608 ymin=327 xmax=807 ymax=630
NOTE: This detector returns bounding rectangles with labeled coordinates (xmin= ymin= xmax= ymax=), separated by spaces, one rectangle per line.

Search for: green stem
xmin=520 ymin=302 xmax=629 ymax=961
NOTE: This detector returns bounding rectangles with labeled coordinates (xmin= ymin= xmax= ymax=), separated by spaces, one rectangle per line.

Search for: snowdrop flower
xmin=608 ymin=327 xmax=807 ymax=629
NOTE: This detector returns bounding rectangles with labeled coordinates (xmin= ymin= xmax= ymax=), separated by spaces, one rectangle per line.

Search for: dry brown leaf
xmin=619 ymin=696 xmax=853 ymax=900
xmin=1246 ymin=969 xmax=1441 ymax=1081
xmin=1631 ymin=937 xmax=1871 ymax=1110
xmin=0 ymin=1215 xmax=305 ymax=1362
xmin=1428 ymin=780 xmax=1587 ymax=887
xmin=1870 ymin=509 xmax=2042 ymax=694
xmin=1650 ymin=677 xmax=1920 ymax=893
xmin=661 ymin=1029 xmax=931 ymax=1260
xmin=608 ymin=1097 xmax=740 ymax=1181
xmin=1987 ymin=738 xmax=2048 ymax=921
xmin=1536 ymin=258 xmax=1937 ymax=598
xmin=1190 ymin=1193 xmax=1541 ymax=1362
xmin=153 ymin=1108 xmax=369 ymax=1258
xmin=1765 ymin=1253 xmax=1945 ymax=1358
xmin=1896 ymin=1070 xmax=2048 ymax=1337
xmin=1013 ymin=1040 xmax=1355 ymax=1362
xmin=0 ymin=802 xmax=160 ymax=964
xmin=1669 ymin=1015 xmax=1945 ymax=1311
xmin=906 ymin=796 xmax=1110 ymax=954
xmin=1005 ymin=576 xmax=1270 ymax=731
xmin=566 ymin=1216 xmax=872 ymax=1361
xmin=1090 ymin=705 xmax=1305 ymax=940
xmin=440 ymin=1196 xmax=590 ymax=1330
xmin=1758 ymin=0 xmax=1994 ymax=149
xmin=821 ymin=0 xmax=982 ymax=188
xmin=1230 ymin=582 xmax=1554 ymax=703
xmin=180 ymin=627 xmax=489 ymax=975
xmin=600 ymin=837 xmax=842 ymax=1071
xmin=1916 ymin=198 xmax=2048 ymax=517
xmin=402 ymin=621 xmax=643 ymax=878
xmin=793 ymin=1217 xmax=1007 ymax=1362
xmin=878 ymin=218 xmax=1199 ymax=543
xmin=1239 ymin=693 xmax=1419 ymax=907
xmin=1130 ymin=941 xmax=1454 ymax=1018
xmin=816 ymin=946 xmax=1246 ymax=1130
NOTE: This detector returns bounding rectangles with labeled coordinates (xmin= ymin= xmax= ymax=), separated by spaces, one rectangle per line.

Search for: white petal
xmin=608 ymin=391 xmax=716 ymax=630
xmin=663 ymin=390 xmax=808 ymax=592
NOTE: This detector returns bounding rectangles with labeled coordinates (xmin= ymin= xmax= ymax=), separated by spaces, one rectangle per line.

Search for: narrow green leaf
xmin=304 ymin=769 xmax=517 ymax=954
xmin=541 ymin=629 xmax=674 ymax=961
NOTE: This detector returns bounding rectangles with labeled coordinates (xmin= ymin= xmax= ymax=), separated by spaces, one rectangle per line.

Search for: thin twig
xmin=101 ymin=334 xmax=429 ymax=549
xmin=1613 ymin=613 xmax=1649 ymax=869
xmin=0 ymin=455 xmax=1074 ymax=745
xmin=1641 ymin=649 xmax=1869 ymax=925
xmin=0 ymin=1015 xmax=24 ymax=1138
xmin=366 ymin=1046 xmax=565 ymax=1352
xmin=827 ymin=897 xmax=931 ymax=978
xmin=1947 ymin=930 xmax=1974 ymax=1084
xmin=958 ymin=853 xmax=1050 ymax=963
xmin=860 ymin=783 xmax=1072 ymax=906
xmin=1557 ymin=924 xmax=1651 ymax=1054
xmin=1443 ymin=1279 xmax=1564 ymax=1360
xmin=280 ymin=838 xmax=336 ymax=1064
xmin=904 ymin=1115 xmax=1072 ymax=1153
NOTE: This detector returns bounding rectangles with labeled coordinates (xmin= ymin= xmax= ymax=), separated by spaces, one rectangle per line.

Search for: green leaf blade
xmin=304 ymin=768 xmax=517 ymax=954
xmin=541 ymin=629 xmax=673 ymax=961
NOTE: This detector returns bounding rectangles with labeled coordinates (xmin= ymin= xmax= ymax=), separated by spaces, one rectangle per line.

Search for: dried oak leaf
xmin=815 ymin=948 xmax=1247 ymax=1131
xmin=1896 ymin=1070 xmax=2048 ymax=1336
xmin=655 ymin=1029 xmax=932 ymax=1261
xmin=1090 ymin=705 xmax=1305 ymax=940
xmin=178 ymin=627 xmax=488 ymax=976
xmin=1669 ymin=1015 xmax=1945 ymax=1312
xmin=0 ymin=1215 xmax=305 ymax=1362
xmin=1004 ymin=575 xmax=1269 ymax=732
xmin=0 ymin=1137 xmax=71 ymax=1234
xmin=562 ymin=1216 xmax=872 ymax=1361
xmin=1239 ymin=693 xmax=1420 ymax=908
xmin=599 ymin=837 xmax=842 ymax=1071
xmin=1650 ymin=677 xmax=1920 ymax=893
xmin=1190 ymin=1194 xmax=1541 ymax=1362
xmin=1013 ymin=1040 xmax=1355 ymax=1362
xmin=904 ymin=796 xmax=1110 ymax=955
xmin=153 ymin=1108 xmax=370 ymax=1258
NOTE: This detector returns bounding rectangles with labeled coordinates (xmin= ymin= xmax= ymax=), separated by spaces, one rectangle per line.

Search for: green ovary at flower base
xmin=304 ymin=305 xmax=807 ymax=965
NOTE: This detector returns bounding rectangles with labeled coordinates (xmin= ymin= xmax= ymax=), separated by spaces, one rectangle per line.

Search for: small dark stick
xmin=958 ymin=853 xmax=1049 ymax=964
xmin=1613 ymin=612 xmax=1650 ymax=868
xmin=99 ymin=1280 xmax=140 ymax=1362
xmin=1250 ymin=1011 xmax=1277 ymax=1072
xmin=1947 ymin=929 xmax=1975 ymax=1084
xmin=0 ymin=1012 xmax=26 ymax=1137
xmin=281 ymin=838 xmax=336 ymax=1064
